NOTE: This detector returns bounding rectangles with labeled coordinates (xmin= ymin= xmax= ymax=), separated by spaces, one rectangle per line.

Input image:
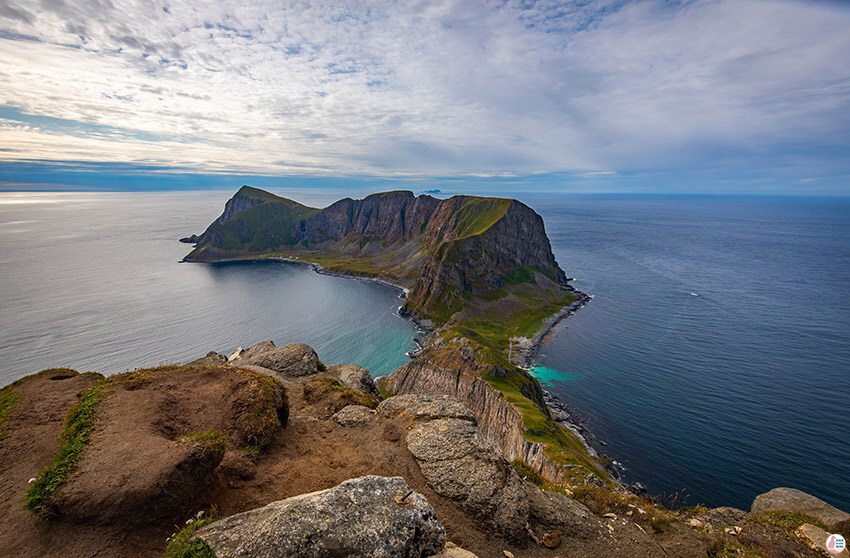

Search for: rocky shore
xmin=511 ymin=286 xmax=593 ymax=369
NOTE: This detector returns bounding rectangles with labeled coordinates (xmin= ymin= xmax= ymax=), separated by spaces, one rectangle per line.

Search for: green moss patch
xmin=178 ymin=430 xmax=227 ymax=454
xmin=242 ymin=373 xmax=287 ymax=452
xmin=24 ymin=380 xmax=111 ymax=515
xmin=451 ymin=197 xmax=512 ymax=240
xmin=165 ymin=517 xmax=218 ymax=558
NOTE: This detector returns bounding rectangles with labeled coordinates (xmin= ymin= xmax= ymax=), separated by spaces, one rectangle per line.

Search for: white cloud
xmin=0 ymin=0 xmax=848 ymax=179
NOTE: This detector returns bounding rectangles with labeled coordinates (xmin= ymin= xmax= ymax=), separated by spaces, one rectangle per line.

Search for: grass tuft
xmin=178 ymin=430 xmax=227 ymax=454
xmin=0 ymin=388 xmax=21 ymax=448
xmin=24 ymin=380 xmax=111 ymax=515
xmin=165 ymin=517 xmax=218 ymax=558
xmin=708 ymin=537 xmax=766 ymax=558
xmin=511 ymin=459 xmax=573 ymax=495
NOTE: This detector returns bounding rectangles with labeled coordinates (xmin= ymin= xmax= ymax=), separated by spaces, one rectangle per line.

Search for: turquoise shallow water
xmin=0 ymin=191 xmax=419 ymax=382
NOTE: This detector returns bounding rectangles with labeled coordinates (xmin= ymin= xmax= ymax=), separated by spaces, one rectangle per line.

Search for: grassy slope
xmin=186 ymin=192 xmax=320 ymax=258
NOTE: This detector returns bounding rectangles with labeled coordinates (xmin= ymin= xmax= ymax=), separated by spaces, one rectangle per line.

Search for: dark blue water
xmin=0 ymin=191 xmax=419 ymax=383
xmin=519 ymin=194 xmax=850 ymax=511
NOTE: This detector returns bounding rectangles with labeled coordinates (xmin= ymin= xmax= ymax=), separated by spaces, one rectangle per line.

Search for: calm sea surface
xmin=1 ymin=190 xmax=847 ymax=511
xmin=0 ymin=191 xmax=419 ymax=382
xmin=519 ymin=194 xmax=850 ymax=511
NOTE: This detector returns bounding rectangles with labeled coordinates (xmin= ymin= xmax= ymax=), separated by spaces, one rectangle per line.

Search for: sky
xmin=0 ymin=0 xmax=849 ymax=194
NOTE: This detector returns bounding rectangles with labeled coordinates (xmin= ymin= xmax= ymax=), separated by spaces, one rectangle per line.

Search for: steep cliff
xmin=184 ymin=187 xmax=569 ymax=330
xmin=381 ymin=341 xmax=607 ymax=487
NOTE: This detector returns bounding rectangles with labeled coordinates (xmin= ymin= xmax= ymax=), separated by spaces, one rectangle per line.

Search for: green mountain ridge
xmin=184 ymin=186 xmax=569 ymax=337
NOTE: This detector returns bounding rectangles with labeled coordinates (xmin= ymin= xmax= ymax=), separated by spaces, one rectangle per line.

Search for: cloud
xmin=0 ymin=0 xmax=848 ymax=186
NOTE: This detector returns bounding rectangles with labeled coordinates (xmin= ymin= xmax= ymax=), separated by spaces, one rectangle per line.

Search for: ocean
xmin=1 ymin=190 xmax=847 ymax=512
xmin=521 ymin=193 xmax=850 ymax=511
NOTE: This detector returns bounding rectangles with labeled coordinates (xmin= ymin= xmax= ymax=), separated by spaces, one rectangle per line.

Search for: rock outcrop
xmin=751 ymin=487 xmax=850 ymax=528
xmin=30 ymin=364 xmax=287 ymax=522
xmin=193 ymin=476 xmax=446 ymax=558
xmin=230 ymin=341 xmax=321 ymax=377
xmin=382 ymin=345 xmax=584 ymax=486
xmin=392 ymin=393 xmax=667 ymax=556
xmin=377 ymin=394 xmax=476 ymax=423
xmin=406 ymin=417 xmax=529 ymax=539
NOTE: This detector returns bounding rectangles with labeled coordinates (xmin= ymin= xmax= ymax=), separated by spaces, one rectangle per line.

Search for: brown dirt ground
xmin=0 ymin=365 xmax=800 ymax=558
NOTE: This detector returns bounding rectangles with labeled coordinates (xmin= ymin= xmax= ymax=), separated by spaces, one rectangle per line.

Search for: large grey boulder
xmin=195 ymin=476 xmax=446 ymax=557
xmin=326 ymin=364 xmax=380 ymax=397
xmin=751 ymin=487 xmax=849 ymax=528
xmin=406 ymin=418 xmax=527 ymax=539
xmin=235 ymin=341 xmax=320 ymax=377
xmin=378 ymin=395 xmax=476 ymax=423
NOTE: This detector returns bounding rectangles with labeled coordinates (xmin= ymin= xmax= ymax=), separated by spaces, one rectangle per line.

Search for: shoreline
xmin=184 ymin=253 xmax=622 ymax=486
xmin=512 ymin=285 xmax=593 ymax=369
xmin=183 ymin=253 xmax=436 ymax=336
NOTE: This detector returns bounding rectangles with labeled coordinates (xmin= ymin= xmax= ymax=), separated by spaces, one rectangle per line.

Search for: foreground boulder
xmin=407 ymin=417 xmax=527 ymax=539
xmin=751 ymin=487 xmax=850 ymax=528
xmin=232 ymin=341 xmax=321 ymax=377
xmin=194 ymin=476 xmax=446 ymax=557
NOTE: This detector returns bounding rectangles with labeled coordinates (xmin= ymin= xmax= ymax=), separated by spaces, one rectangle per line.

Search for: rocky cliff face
xmin=404 ymin=198 xmax=566 ymax=319
xmin=297 ymin=191 xmax=441 ymax=245
xmin=382 ymin=344 xmax=584 ymax=486
xmin=184 ymin=187 xmax=568 ymax=324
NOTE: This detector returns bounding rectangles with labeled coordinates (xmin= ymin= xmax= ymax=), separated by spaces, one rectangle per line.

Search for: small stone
xmin=502 ymin=551 xmax=515 ymax=558
xmin=723 ymin=526 xmax=742 ymax=535
xmin=541 ymin=530 xmax=562 ymax=549
xmin=227 ymin=347 xmax=243 ymax=362
xmin=687 ymin=518 xmax=704 ymax=528
xmin=603 ymin=513 xmax=617 ymax=519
